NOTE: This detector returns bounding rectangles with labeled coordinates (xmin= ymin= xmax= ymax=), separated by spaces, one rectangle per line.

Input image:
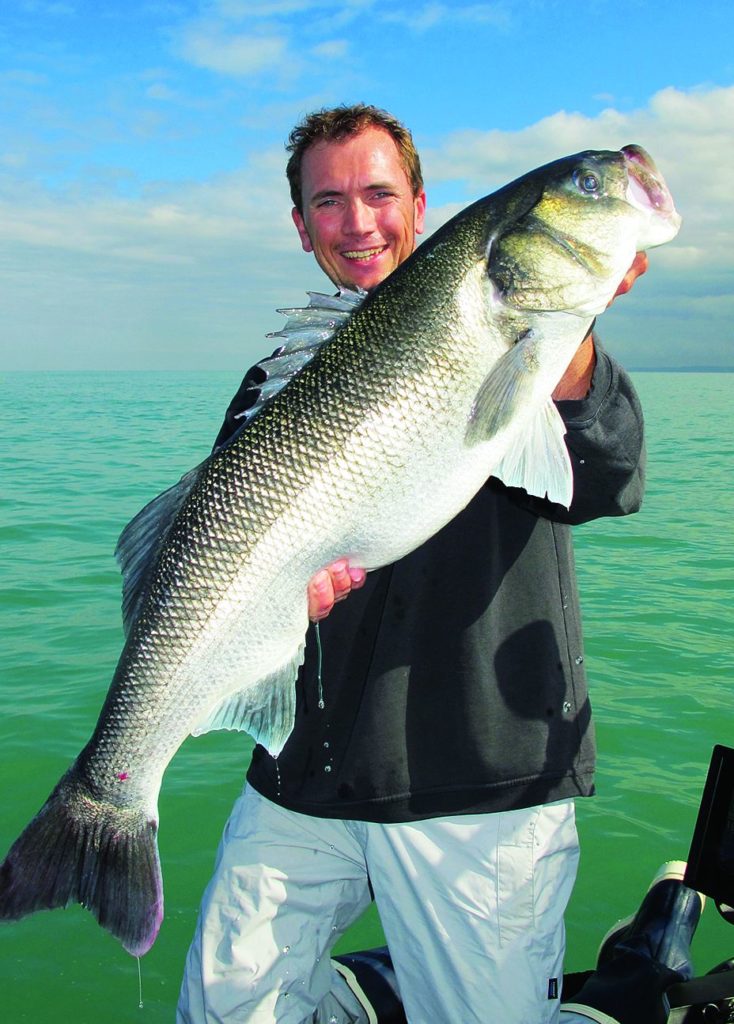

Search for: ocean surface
xmin=0 ymin=370 xmax=731 ymax=1022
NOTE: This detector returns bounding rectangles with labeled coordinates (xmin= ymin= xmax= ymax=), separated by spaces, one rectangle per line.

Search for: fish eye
xmin=573 ymin=168 xmax=601 ymax=195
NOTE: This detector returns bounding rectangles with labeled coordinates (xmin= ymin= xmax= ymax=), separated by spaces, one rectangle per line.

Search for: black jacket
xmin=215 ymin=340 xmax=645 ymax=823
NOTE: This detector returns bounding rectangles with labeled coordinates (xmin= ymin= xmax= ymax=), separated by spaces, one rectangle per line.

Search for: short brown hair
xmin=286 ymin=103 xmax=424 ymax=213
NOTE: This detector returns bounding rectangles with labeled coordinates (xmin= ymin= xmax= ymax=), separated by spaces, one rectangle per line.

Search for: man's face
xmin=292 ymin=126 xmax=426 ymax=292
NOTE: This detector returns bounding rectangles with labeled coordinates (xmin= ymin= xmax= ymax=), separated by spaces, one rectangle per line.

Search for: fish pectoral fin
xmin=191 ymin=642 xmax=304 ymax=756
xmin=491 ymin=397 xmax=573 ymax=507
xmin=466 ymin=331 xmax=543 ymax=444
xmin=466 ymin=330 xmax=573 ymax=507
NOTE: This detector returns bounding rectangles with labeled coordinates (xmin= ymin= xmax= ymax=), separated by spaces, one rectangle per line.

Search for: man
xmin=178 ymin=104 xmax=647 ymax=1024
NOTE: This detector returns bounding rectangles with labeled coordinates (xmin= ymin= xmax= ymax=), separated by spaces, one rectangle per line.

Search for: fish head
xmin=487 ymin=145 xmax=681 ymax=317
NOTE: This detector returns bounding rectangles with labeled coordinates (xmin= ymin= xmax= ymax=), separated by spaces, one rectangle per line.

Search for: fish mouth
xmin=622 ymin=144 xmax=677 ymax=217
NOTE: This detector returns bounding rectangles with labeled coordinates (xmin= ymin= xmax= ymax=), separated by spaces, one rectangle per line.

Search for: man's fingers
xmin=308 ymin=561 xmax=366 ymax=622
xmin=348 ymin=567 xmax=367 ymax=589
xmin=613 ymin=252 xmax=649 ymax=299
xmin=308 ymin=568 xmax=336 ymax=622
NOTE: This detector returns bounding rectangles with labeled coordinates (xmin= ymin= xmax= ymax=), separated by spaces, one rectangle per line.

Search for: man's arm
xmin=553 ymin=252 xmax=649 ymax=402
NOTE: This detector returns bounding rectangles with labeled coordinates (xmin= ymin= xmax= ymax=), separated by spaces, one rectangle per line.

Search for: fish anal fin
xmin=191 ymin=643 xmax=304 ymax=756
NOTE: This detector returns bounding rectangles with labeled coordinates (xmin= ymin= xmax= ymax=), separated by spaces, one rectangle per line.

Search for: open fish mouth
xmin=623 ymin=144 xmax=678 ymax=219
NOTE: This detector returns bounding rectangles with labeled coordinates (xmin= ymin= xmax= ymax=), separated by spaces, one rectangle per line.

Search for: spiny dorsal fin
xmin=115 ymin=464 xmax=204 ymax=635
xmin=233 ymin=288 xmax=367 ymax=425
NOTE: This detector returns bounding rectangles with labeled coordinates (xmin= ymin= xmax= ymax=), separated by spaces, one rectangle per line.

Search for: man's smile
xmin=341 ymin=246 xmax=388 ymax=261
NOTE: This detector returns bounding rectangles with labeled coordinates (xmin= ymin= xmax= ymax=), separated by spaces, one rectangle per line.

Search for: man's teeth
xmin=342 ymin=247 xmax=385 ymax=261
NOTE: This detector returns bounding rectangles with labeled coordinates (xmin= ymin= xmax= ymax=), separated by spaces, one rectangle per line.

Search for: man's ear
xmin=414 ymin=189 xmax=427 ymax=237
xmin=292 ymin=207 xmax=314 ymax=253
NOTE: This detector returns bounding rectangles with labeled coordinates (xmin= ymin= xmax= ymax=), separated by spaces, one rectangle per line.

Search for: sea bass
xmin=0 ymin=145 xmax=680 ymax=956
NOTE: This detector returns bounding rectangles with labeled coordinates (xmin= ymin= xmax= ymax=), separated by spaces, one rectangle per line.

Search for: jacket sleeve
xmin=503 ymin=336 xmax=646 ymax=526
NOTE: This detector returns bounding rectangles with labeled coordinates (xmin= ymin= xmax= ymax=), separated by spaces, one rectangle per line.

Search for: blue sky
xmin=1 ymin=0 xmax=732 ymax=370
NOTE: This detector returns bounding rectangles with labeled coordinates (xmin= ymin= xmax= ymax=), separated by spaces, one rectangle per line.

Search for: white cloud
xmin=18 ymin=0 xmax=76 ymax=14
xmin=146 ymin=82 xmax=178 ymax=101
xmin=177 ymin=23 xmax=288 ymax=76
xmin=0 ymin=69 xmax=48 ymax=86
xmin=382 ymin=2 xmax=509 ymax=31
xmin=311 ymin=39 xmax=349 ymax=59
xmin=214 ymin=0 xmax=324 ymax=15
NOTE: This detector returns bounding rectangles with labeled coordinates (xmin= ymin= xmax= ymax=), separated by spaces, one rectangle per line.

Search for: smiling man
xmin=178 ymin=105 xmax=648 ymax=1024
xmin=291 ymin=123 xmax=426 ymax=292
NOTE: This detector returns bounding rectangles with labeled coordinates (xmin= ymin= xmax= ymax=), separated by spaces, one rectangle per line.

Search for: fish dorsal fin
xmin=466 ymin=332 xmax=573 ymax=507
xmin=234 ymin=288 xmax=367 ymax=425
xmin=191 ymin=641 xmax=305 ymax=756
xmin=115 ymin=465 xmax=204 ymax=635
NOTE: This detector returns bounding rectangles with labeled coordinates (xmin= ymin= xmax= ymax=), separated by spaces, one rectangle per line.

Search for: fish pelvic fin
xmin=0 ymin=769 xmax=163 ymax=957
xmin=492 ymin=398 xmax=573 ymax=507
xmin=191 ymin=641 xmax=305 ymax=756
xmin=467 ymin=331 xmax=574 ymax=507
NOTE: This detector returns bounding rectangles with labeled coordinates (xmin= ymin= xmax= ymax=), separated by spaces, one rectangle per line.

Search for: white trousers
xmin=177 ymin=786 xmax=580 ymax=1024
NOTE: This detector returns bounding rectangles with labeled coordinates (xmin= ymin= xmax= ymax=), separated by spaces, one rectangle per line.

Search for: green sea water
xmin=0 ymin=370 xmax=731 ymax=1022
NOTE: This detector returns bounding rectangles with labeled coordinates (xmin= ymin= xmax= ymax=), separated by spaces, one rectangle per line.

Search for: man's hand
xmin=553 ymin=252 xmax=649 ymax=400
xmin=611 ymin=251 xmax=649 ymax=300
xmin=308 ymin=560 xmax=367 ymax=622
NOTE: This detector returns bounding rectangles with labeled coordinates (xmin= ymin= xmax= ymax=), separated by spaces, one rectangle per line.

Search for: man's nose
xmin=343 ymin=199 xmax=376 ymax=235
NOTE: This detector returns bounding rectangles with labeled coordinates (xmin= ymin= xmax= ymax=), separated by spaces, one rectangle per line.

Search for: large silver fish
xmin=0 ymin=145 xmax=680 ymax=956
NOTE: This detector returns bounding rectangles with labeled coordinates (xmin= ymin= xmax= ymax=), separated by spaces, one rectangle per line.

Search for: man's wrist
xmin=552 ymin=334 xmax=596 ymax=401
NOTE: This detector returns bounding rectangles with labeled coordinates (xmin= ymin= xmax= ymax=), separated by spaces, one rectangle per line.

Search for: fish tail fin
xmin=0 ymin=769 xmax=163 ymax=956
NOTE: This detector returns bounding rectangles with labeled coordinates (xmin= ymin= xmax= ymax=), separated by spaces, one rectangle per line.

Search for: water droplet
xmin=323 ymin=741 xmax=330 ymax=749
xmin=563 ymin=701 xmax=572 ymax=714
xmin=575 ymin=655 xmax=584 ymax=665
xmin=282 ymin=945 xmax=290 ymax=954
xmin=324 ymin=765 xmax=332 ymax=773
